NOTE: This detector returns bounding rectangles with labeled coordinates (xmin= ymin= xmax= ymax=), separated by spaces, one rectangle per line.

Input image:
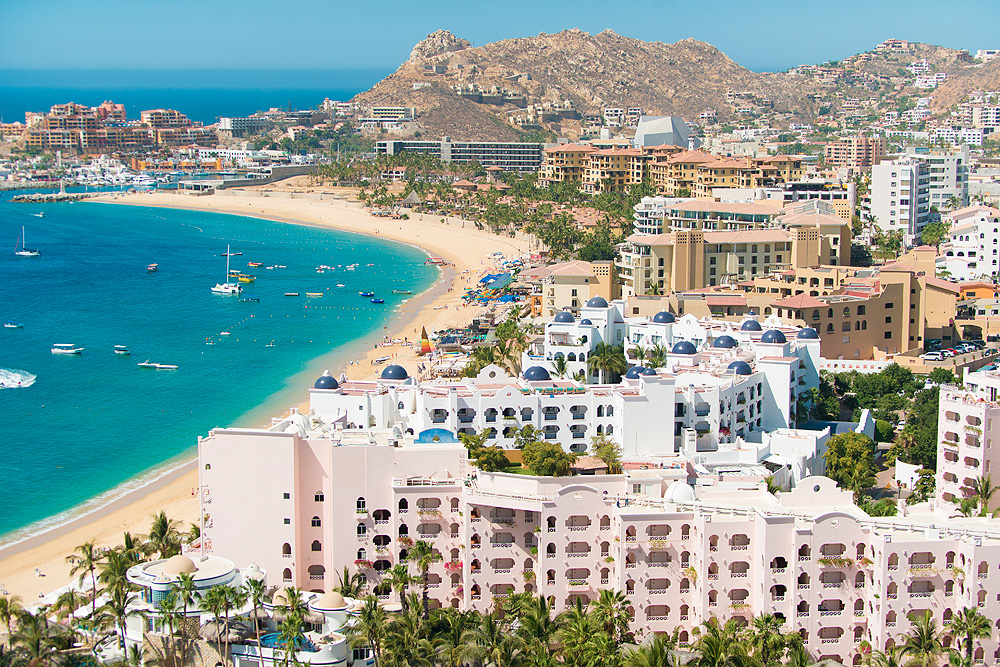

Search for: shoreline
xmin=0 ymin=186 xmax=530 ymax=601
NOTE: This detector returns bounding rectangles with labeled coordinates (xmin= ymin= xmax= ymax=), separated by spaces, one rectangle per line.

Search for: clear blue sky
xmin=4 ymin=0 xmax=999 ymax=74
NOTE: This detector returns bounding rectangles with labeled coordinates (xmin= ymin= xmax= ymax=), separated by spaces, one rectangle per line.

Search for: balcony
xmin=820 ymin=610 xmax=842 ymax=617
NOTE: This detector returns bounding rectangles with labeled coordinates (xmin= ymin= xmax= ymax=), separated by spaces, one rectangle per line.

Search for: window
xmin=885 ymin=316 xmax=892 ymax=323
xmin=885 ymin=331 xmax=892 ymax=339
xmin=284 ymin=518 xmax=291 ymax=525
xmin=314 ymin=492 xmax=324 ymax=502
xmin=857 ymin=305 xmax=865 ymax=315
xmin=885 ymin=303 xmax=894 ymax=309
xmin=571 ymin=289 xmax=578 ymax=297
xmin=283 ymin=493 xmax=290 ymax=500
xmin=311 ymin=516 xmax=322 ymax=527
xmin=311 ymin=540 xmax=322 ymax=552
xmin=357 ymin=497 xmax=366 ymax=511
xmin=710 ymin=257 xmax=716 ymax=265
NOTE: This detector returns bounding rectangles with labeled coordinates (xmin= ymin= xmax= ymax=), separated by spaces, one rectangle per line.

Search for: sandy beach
xmin=0 ymin=184 xmax=532 ymax=601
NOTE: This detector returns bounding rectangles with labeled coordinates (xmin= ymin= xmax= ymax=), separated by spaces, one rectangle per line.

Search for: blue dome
xmin=727 ymin=361 xmax=753 ymax=375
xmin=713 ymin=335 xmax=737 ymax=349
xmin=652 ymin=311 xmax=676 ymax=324
xmin=740 ymin=319 xmax=762 ymax=331
xmin=586 ymin=296 xmax=608 ymax=308
xmin=313 ymin=372 xmax=339 ymax=390
xmin=761 ymin=329 xmax=787 ymax=344
xmin=523 ymin=366 xmax=551 ymax=382
xmin=641 ymin=366 xmax=659 ymax=376
xmin=553 ymin=311 xmax=575 ymax=323
xmin=380 ymin=364 xmax=409 ymax=381
xmin=671 ymin=340 xmax=697 ymax=355
xmin=624 ymin=366 xmax=644 ymax=379
xmin=578 ymin=318 xmax=593 ymax=326
xmin=797 ymin=327 xmax=819 ymax=340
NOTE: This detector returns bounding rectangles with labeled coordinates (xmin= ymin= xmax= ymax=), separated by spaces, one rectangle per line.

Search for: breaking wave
xmin=0 ymin=368 xmax=36 ymax=388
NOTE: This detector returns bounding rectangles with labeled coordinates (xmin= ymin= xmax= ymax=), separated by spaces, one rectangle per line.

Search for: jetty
xmin=11 ymin=192 xmax=102 ymax=204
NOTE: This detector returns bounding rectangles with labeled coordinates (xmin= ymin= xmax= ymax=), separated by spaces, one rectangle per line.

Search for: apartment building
xmin=713 ymin=180 xmax=857 ymax=221
xmin=539 ymin=144 xmax=598 ymax=184
xmin=582 ymin=148 xmax=650 ymax=193
xmin=647 ymin=151 xmax=804 ymax=198
xmin=824 ymin=136 xmax=886 ymax=171
xmin=217 ymin=116 xmax=274 ymax=138
xmin=375 ymin=139 xmax=545 ymax=172
xmin=935 ymin=383 xmax=1000 ymax=511
xmin=906 ymin=146 xmax=969 ymax=210
xmin=140 ymin=109 xmax=192 ymax=128
xmin=200 ymin=421 xmax=1000 ymax=665
xmin=518 ymin=260 xmax=619 ymax=318
xmin=869 ymin=158 xmax=932 ymax=239
xmin=937 ymin=205 xmax=1000 ymax=281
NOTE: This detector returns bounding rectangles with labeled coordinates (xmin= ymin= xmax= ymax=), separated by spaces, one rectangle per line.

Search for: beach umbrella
xmin=419 ymin=326 xmax=432 ymax=356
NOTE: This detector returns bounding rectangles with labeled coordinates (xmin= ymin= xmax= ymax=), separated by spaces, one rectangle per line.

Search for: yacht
xmin=4 ymin=321 xmax=23 ymax=329
xmin=51 ymin=343 xmax=84 ymax=355
xmin=114 ymin=345 xmax=131 ymax=355
xmin=147 ymin=263 xmax=159 ymax=272
xmin=211 ymin=245 xmax=242 ymax=295
xmin=154 ymin=363 xmax=178 ymax=370
xmin=14 ymin=227 xmax=40 ymax=257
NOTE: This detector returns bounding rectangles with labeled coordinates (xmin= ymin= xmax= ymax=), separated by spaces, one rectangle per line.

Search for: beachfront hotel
xmin=198 ymin=408 xmax=1000 ymax=665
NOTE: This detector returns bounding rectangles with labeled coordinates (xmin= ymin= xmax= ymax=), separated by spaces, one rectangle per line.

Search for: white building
xmin=937 ymin=205 xmax=1000 ymax=281
xmin=869 ymin=158 xmax=931 ymax=240
xmin=906 ymin=146 xmax=970 ymax=211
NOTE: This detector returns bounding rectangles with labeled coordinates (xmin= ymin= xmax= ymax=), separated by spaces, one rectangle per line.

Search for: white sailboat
xmin=211 ymin=244 xmax=242 ymax=295
xmin=14 ymin=227 xmax=40 ymax=257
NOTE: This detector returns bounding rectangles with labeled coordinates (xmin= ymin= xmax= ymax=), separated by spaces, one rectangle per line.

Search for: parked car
xmin=941 ymin=349 xmax=957 ymax=358
xmin=921 ymin=352 xmax=944 ymax=361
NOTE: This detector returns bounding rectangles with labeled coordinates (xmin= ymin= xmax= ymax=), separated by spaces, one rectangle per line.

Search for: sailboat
xmin=14 ymin=227 xmax=40 ymax=257
xmin=211 ymin=244 xmax=242 ymax=295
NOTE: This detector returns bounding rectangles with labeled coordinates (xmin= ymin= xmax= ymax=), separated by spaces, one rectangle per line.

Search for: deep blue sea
xmin=0 ymin=188 xmax=437 ymax=543
xmin=0 ymin=69 xmax=391 ymax=125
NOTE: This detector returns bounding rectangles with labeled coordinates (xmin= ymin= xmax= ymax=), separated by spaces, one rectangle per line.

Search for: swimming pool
xmin=259 ymin=632 xmax=319 ymax=652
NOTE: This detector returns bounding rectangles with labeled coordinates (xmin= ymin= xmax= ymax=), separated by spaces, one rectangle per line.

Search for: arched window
xmin=399 ymin=498 xmax=408 ymax=512
xmin=357 ymin=548 xmax=366 ymax=560
xmin=597 ymin=406 xmax=604 ymax=417
xmin=606 ymin=425 xmax=613 ymax=435
xmin=311 ymin=540 xmax=322 ymax=552
xmin=314 ymin=491 xmax=324 ymax=502
xmin=311 ymin=516 xmax=321 ymax=527
xmin=606 ymin=406 xmax=614 ymax=417
xmin=843 ymin=307 xmax=850 ymax=317
xmin=596 ymin=425 xmax=604 ymax=435
xmin=357 ymin=523 xmax=367 ymax=537
xmin=357 ymin=497 xmax=366 ymax=511
xmin=204 ymin=463 xmax=211 ymax=470
xmin=282 ymin=543 xmax=292 ymax=556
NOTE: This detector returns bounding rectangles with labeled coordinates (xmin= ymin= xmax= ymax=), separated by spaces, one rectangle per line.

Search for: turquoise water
xmin=0 ymin=191 xmax=437 ymax=542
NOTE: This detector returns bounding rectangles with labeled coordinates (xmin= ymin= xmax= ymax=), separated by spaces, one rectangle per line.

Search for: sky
xmin=4 ymin=0 xmax=1000 ymax=76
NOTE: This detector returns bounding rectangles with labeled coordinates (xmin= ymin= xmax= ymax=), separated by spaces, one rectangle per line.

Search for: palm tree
xmin=10 ymin=610 xmax=59 ymax=667
xmin=559 ymin=599 xmax=593 ymax=664
xmin=515 ymin=595 xmax=562 ymax=657
xmin=0 ymin=596 xmax=22 ymax=638
xmin=98 ymin=548 xmax=133 ymax=597
xmin=764 ymin=476 xmax=782 ymax=496
xmin=646 ymin=344 xmax=669 ymax=370
xmin=276 ymin=613 xmax=306 ymax=667
xmin=67 ymin=541 xmax=102 ymax=629
xmin=156 ymin=591 xmax=181 ymax=666
xmin=200 ymin=586 xmax=227 ymax=650
xmin=462 ymin=614 xmax=518 ymax=667
xmin=385 ymin=564 xmax=417 ymax=612
xmin=590 ymin=589 xmax=632 ymax=645
xmin=333 ymin=566 xmax=366 ymax=598
xmin=946 ymin=607 xmax=991 ymax=666
xmin=97 ymin=585 xmax=139 ymax=649
xmin=900 ymin=610 xmax=946 ymax=667
xmin=120 ymin=532 xmax=146 ymax=564
xmin=750 ymin=613 xmax=786 ymax=666
xmin=345 ymin=597 xmax=387 ymax=667
xmin=50 ymin=590 xmax=87 ymax=623
xmin=969 ymin=475 xmax=997 ymax=516
xmin=869 ymin=649 xmax=905 ymax=667
xmin=434 ymin=610 xmax=473 ymax=667
xmin=552 ymin=355 xmax=570 ymax=379
xmin=244 ymin=577 xmax=267 ymax=648
xmin=146 ymin=511 xmax=181 ymax=559
xmin=692 ymin=616 xmax=754 ymax=667
xmin=407 ymin=540 xmax=442 ymax=620
xmin=587 ymin=342 xmax=628 ymax=384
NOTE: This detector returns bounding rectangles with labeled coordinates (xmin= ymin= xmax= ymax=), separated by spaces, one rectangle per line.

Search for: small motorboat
xmin=371 ymin=298 xmax=385 ymax=304
xmin=284 ymin=292 xmax=300 ymax=296
xmin=155 ymin=363 xmax=178 ymax=370
xmin=33 ymin=212 xmax=45 ymax=218
xmin=247 ymin=262 xmax=263 ymax=267
xmin=220 ymin=251 xmax=243 ymax=256
xmin=366 ymin=263 xmax=374 ymax=267
xmin=391 ymin=289 xmax=413 ymax=294
xmin=137 ymin=360 xmax=157 ymax=368
xmin=359 ymin=291 xmax=374 ymax=297
xmin=336 ymin=283 xmax=346 ymax=288
xmin=205 ymin=338 xmax=215 ymax=346
xmin=4 ymin=321 xmax=23 ymax=329
xmin=114 ymin=345 xmax=131 ymax=355
xmin=219 ymin=331 xmax=231 ymax=336
xmin=147 ymin=263 xmax=159 ymax=272
xmin=51 ymin=343 xmax=84 ymax=355
xmin=237 ymin=274 xmax=255 ymax=283
xmin=265 ymin=341 xmax=276 ymax=348
xmin=276 ymin=265 xmax=287 ymax=269
xmin=306 ymin=292 xmax=323 ymax=297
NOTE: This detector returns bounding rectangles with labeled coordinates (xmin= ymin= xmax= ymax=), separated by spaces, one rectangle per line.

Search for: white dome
xmin=161 ymin=554 xmax=197 ymax=575
xmin=311 ymin=591 xmax=347 ymax=611
xmin=665 ymin=481 xmax=696 ymax=503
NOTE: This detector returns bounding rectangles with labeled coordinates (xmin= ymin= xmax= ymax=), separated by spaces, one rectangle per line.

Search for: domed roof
xmin=797 ymin=327 xmax=819 ymax=340
xmin=585 ymin=296 xmax=608 ymax=308
xmin=740 ymin=319 xmax=762 ymax=331
xmin=578 ymin=318 xmax=593 ymax=326
xmin=380 ymin=364 xmax=409 ymax=380
xmin=553 ymin=311 xmax=575 ymax=323
xmin=523 ymin=366 xmax=551 ymax=381
xmin=313 ymin=370 xmax=339 ymax=390
xmin=161 ymin=555 xmax=196 ymax=575
xmin=244 ymin=562 xmax=264 ymax=581
xmin=671 ymin=340 xmax=697 ymax=355
xmin=761 ymin=329 xmax=787 ymax=344
xmin=624 ymin=366 xmax=644 ymax=379
xmin=311 ymin=591 xmax=347 ymax=611
xmin=713 ymin=335 xmax=737 ymax=349
xmin=271 ymin=589 xmax=290 ymax=606
xmin=666 ymin=481 xmax=696 ymax=503
xmin=652 ymin=311 xmax=675 ymax=324
xmin=641 ymin=367 xmax=659 ymax=376
xmin=727 ymin=361 xmax=753 ymax=375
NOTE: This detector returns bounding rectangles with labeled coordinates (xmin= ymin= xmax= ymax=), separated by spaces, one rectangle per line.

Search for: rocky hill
xmin=350 ymin=30 xmax=995 ymax=141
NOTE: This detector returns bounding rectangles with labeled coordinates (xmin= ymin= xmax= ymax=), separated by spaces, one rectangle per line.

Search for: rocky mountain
xmin=349 ymin=30 xmax=993 ymax=141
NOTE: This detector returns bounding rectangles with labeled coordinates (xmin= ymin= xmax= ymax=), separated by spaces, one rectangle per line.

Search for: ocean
xmin=0 ymin=69 xmax=391 ymax=125
xmin=0 ymin=189 xmax=437 ymax=544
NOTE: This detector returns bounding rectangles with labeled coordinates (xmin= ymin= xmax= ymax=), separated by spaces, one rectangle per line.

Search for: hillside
xmin=350 ymin=30 xmax=999 ymax=141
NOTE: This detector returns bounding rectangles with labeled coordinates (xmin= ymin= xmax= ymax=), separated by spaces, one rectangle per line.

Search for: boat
xmin=247 ymin=262 xmax=263 ymax=267
xmin=219 ymin=331 xmax=231 ymax=336
xmin=14 ymin=227 xmax=40 ymax=257
xmin=284 ymin=292 xmax=300 ymax=296
xmin=155 ymin=363 xmax=178 ymax=370
xmin=391 ymin=289 xmax=413 ymax=294
xmin=4 ymin=321 xmax=23 ymax=329
xmin=366 ymin=263 xmax=374 ymax=267
xmin=51 ymin=343 xmax=84 ymax=355
xmin=205 ymin=338 xmax=215 ymax=345
xmin=147 ymin=263 xmax=159 ymax=272
xmin=240 ymin=296 xmax=260 ymax=302
xmin=220 ymin=251 xmax=243 ymax=257
xmin=114 ymin=345 xmax=130 ymax=355
xmin=33 ymin=212 xmax=45 ymax=218
xmin=237 ymin=274 xmax=256 ymax=283
xmin=371 ymin=298 xmax=385 ymax=304
xmin=359 ymin=291 xmax=374 ymax=297
xmin=276 ymin=265 xmax=287 ymax=269
xmin=306 ymin=292 xmax=324 ymax=297
xmin=336 ymin=283 xmax=345 ymax=288
xmin=138 ymin=360 xmax=157 ymax=368
xmin=212 ymin=245 xmax=242 ymax=295
xmin=229 ymin=269 xmax=241 ymax=277
xmin=265 ymin=341 xmax=276 ymax=348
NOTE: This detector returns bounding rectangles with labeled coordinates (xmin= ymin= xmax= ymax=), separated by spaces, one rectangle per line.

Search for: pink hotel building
xmin=200 ymin=408 xmax=1000 ymax=665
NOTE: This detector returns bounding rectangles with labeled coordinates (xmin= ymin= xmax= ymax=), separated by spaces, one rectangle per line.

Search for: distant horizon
xmin=5 ymin=0 xmax=999 ymax=73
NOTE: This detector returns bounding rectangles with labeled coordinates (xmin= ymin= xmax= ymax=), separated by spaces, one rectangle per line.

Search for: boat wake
xmin=0 ymin=368 xmax=36 ymax=389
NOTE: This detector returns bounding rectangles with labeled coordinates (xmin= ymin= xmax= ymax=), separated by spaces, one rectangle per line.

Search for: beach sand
xmin=0 ymin=186 xmax=532 ymax=601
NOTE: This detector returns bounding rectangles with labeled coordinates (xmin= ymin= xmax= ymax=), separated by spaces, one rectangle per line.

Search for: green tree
xmin=515 ymin=595 xmax=562 ymax=658
xmin=969 ymin=475 xmax=997 ymax=516
xmin=521 ymin=440 xmax=575 ymax=476
xmin=333 ymin=566 xmax=366 ymax=598
xmin=473 ymin=446 xmax=511 ymax=472
xmin=67 ymin=541 xmax=102 ymax=628
xmin=946 ymin=607 xmax=991 ymax=666
xmin=0 ymin=596 xmax=22 ymax=638
xmin=692 ymin=616 xmax=755 ymax=667
xmin=823 ymin=431 xmax=877 ymax=500
xmin=244 ymin=577 xmax=267 ymax=649
xmin=385 ymin=564 xmax=418 ymax=612
xmin=345 ymin=597 xmax=387 ymax=666
xmin=928 ymin=368 xmax=957 ymax=385
xmin=919 ymin=221 xmax=950 ymax=250
xmin=589 ymin=589 xmax=632 ymax=645
xmin=96 ymin=585 xmax=139 ymax=649
xmin=591 ymin=435 xmax=623 ymax=474
xmin=900 ymin=610 xmax=946 ymax=667
xmin=146 ymin=511 xmax=181 ymax=559
xmin=750 ymin=613 xmax=787 ymax=666
xmin=552 ymin=355 xmax=570 ymax=379
xmin=587 ymin=343 xmax=628 ymax=384
xmin=407 ymin=540 xmax=442 ymax=620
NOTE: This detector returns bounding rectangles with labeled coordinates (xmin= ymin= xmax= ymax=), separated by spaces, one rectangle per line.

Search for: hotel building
xmin=374 ymin=139 xmax=545 ymax=172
